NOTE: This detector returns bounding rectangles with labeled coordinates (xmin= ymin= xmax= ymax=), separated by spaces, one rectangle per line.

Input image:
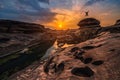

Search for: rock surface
xmin=57 ymin=18 xmax=120 ymax=44
xmin=115 ymin=19 xmax=120 ymax=25
xmin=0 ymin=19 xmax=45 ymax=33
xmin=57 ymin=18 xmax=102 ymax=44
xmin=0 ymin=20 xmax=57 ymax=56
xmin=78 ymin=18 xmax=101 ymax=28
xmin=10 ymin=25 xmax=120 ymax=80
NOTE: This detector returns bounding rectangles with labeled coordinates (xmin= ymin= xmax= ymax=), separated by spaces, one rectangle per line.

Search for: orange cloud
xmin=45 ymin=8 xmax=82 ymax=30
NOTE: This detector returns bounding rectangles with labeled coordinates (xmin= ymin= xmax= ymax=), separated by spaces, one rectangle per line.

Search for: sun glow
xmin=57 ymin=21 xmax=64 ymax=29
xmin=58 ymin=24 xmax=63 ymax=28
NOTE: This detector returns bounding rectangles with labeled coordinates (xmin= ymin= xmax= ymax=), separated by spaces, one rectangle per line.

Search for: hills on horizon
xmin=0 ymin=19 xmax=46 ymax=33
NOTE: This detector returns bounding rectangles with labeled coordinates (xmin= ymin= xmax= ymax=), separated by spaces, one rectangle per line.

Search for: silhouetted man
xmin=85 ymin=11 xmax=89 ymax=16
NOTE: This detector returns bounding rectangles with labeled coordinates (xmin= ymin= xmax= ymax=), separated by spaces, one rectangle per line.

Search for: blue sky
xmin=0 ymin=0 xmax=120 ymax=29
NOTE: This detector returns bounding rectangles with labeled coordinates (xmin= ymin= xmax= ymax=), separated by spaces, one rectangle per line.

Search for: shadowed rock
xmin=74 ymin=50 xmax=85 ymax=62
xmin=84 ymin=57 xmax=93 ymax=64
xmin=75 ymin=56 xmax=84 ymax=62
xmin=81 ymin=46 xmax=95 ymax=50
xmin=0 ymin=19 xmax=45 ymax=33
xmin=69 ymin=76 xmax=80 ymax=80
xmin=110 ymin=49 xmax=116 ymax=52
xmin=70 ymin=47 xmax=79 ymax=52
xmin=78 ymin=50 xmax=85 ymax=55
xmin=71 ymin=66 xmax=94 ymax=77
xmin=73 ymin=50 xmax=85 ymax=56
xmin=0 ymin=38 xmax=10 ymax=43
xmin=78 ymin=18 xmax=101 ymax=28
xmin=43 ymin=57 xmax=54 ymax=74
xmin=55 ymin=62 xmax=65 ymax=74
xmin=115 ymin=19 xmax=120 ymax=25
xmin=92 ymin=60 xmax=104 ymax=66
xmin=49 ymin=62 xmax=56 ymax=69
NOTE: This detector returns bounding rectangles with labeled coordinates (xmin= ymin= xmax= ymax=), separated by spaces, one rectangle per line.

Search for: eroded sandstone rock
xmin=115 ymin=19 xmax=120 ymax=25
xmin=78 ymin=18 xmax=101 ymax=28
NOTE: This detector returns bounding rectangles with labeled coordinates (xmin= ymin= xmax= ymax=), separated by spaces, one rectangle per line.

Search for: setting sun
xmin=57 ymin=21 xmax=64 ymax=29
xmin=58 ymin=24 xmax=63 ymax=28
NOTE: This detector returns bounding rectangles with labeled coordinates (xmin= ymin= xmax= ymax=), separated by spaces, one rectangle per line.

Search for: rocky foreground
xmin=10 ymin=19 xmax=120 ymax=80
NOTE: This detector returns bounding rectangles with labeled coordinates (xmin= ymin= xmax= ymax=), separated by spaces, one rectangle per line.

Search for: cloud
xmin=50 ymin=0 xmax=73 ymax=9
xmin=84 ymin=0 xmax=106 ymax=7
xmin=0 ymin=0 xmax=56 ymax=24
xmin=39 ymin=0 xmax=49 ymax=4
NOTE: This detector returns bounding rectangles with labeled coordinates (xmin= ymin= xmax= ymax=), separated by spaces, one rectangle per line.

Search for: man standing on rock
xmin=85 ymin=11 xmax=89 ymax=16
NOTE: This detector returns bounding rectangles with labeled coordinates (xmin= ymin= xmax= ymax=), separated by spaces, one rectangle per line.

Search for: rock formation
xmin=78 ymin=18 xmax=101 ymax=28
xmin=9 ymin=19 xmax=120 ymax=80
xmin=0 ymin=19 xmax=57 ymax=55
xmin=0 ymin=19 xmax=45 ymax=33
xmin=57 ymin=18 xmax=101 ymax=44
xmin=115 ymin=19 xmax=120 ymax=25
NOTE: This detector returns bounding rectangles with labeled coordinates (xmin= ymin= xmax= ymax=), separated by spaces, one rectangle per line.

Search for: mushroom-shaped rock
xmin=115 ymin=19 xmax=120 ymax=25
xmin=78 ymin=18 xmax=101 ymax=28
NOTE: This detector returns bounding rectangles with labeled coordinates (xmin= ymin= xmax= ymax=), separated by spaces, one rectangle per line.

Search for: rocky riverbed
xmin=9 ymin=19 xmax=120 ymax=80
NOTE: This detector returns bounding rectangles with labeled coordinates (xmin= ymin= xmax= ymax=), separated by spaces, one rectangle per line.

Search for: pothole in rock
xmin=84 ymin=57 xmax=93 ymax=64
xmin=109 ymin=49 xmax=116 ymax=52
xmin=81 ymin=46 xmax=95 ymax=50
xmin=74 ymin=50 xmax=85 ymax=56
xmin=71 ymin=66 xmax=94 ymax=77
xmin=70 ymin=47 xmax=79 ymax=52
xmin=75 ymin=56 xmax=84 ymax=62
xmin=55 ymin=62 xmax=65 ymax=74
xmin=92 ymin=60 xmax=104 ymax=66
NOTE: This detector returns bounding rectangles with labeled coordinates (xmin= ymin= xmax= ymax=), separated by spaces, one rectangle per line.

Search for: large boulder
xmin=78 ymin=18 xmax=101 ymax=28
xmin=115 ymin=19 xmax=120 ymax=25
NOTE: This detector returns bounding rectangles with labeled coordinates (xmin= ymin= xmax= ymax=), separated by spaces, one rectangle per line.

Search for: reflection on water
xmin=42 ymin=40 xmax=74 ymax=59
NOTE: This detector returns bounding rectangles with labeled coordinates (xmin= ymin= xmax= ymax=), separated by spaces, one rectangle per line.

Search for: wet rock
xmin=84 ymin=57 xmax=93 ymax=64
xmin=81 ymin=45 xmax=95 ymax=50
xmin=92 ymin=60 xmax=104 ymax=66
xmin=55 ymin=62 xmax=65 ymax=74
xmin=70 ymin=47 xmax=79 ymax=52
xmin=71 ymin=66 xmax=94 ymax=77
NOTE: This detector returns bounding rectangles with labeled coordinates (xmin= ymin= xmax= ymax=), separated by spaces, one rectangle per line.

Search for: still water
xmin=42 ymin=40 xmax=74 ymax=59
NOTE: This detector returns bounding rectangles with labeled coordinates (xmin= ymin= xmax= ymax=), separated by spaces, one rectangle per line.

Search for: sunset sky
xmin=0 ymin=0 xmax=120 ymax=30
